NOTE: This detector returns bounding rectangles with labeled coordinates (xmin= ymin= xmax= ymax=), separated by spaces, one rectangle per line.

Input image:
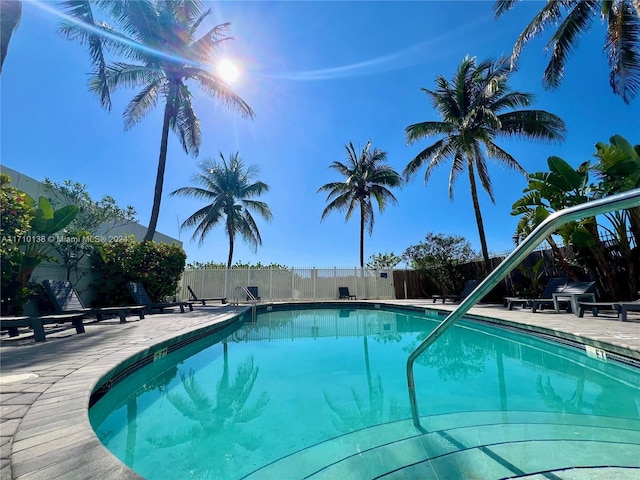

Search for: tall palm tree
xmin=318 ymin=141 xmax=402 ymax=268
xmin=404 ymin=56 xmax=566 ymax=272
xmin=59 ymin=0 xmax=254 ymax=242
xmin=171 ymin=153 xmax=272 ymax=268
xmin=0 ymin=0 xmax=22 ymax=74
xmin=494 ymin=0 xmax=640 ymax=104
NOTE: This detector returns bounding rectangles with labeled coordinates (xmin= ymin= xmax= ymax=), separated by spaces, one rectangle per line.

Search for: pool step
xmin=241 ymin=411 xmax=640 ymax=480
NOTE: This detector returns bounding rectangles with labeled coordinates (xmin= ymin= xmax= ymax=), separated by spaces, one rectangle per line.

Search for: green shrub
xmin=1 ymin=174 xmax=35 ymax=315
xmin=92 ymin=236 xmax=186 ymax=306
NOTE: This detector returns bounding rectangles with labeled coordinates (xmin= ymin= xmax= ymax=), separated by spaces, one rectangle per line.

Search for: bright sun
xmin=217 ymin=59 xmax=240 ymax=83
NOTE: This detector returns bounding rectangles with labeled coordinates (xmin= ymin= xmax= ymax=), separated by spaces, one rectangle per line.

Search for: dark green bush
xmin=91 ymin=236 xmax=186 ymax=306
xmin=1 ymin=174 xmax=35 ymax=315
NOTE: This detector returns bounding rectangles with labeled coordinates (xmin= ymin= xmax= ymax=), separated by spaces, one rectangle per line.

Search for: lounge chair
xmin=1 ymin=313 xmax=85 ymax=342
xmin=43 ymin=280 xmax=145 ymax=323
xmin=530 ymin=280 xmax=596 ymax=313
xmin=578 ymin=299 xmax=640 ymax=322
xmin=246 ymin=286 xmax=260 ymax=301
xmin=338 ymin=287 xmax=356 ymax=300
xmin=504 ymin=277 xmax=567 ymax=311
xmin=187 ymin=286 xmax=227 ymax=305
xmin=432 ymin=279 xmax=479 ymax=304
xmin=128 ymin=282 xmax=193 ymax=314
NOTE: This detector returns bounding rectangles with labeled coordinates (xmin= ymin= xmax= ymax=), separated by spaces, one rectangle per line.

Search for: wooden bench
xmin=0 ymin=313 xmax=85 ymax=342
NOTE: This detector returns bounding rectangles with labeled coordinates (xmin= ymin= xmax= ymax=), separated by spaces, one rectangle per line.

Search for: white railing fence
xmin=178 ymin=267 xmax=395 ymax=302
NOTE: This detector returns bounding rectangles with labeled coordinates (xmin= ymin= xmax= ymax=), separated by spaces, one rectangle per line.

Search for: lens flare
xmin=217 ymin=59 xmax=240 ymax=83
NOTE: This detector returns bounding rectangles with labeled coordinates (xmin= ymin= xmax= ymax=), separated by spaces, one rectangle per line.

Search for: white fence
xmin=178 ymin=267 xmax=396 ymax=302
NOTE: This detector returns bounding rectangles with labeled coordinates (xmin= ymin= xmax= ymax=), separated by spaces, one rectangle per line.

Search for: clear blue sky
xmin=2 ymin=1 xmax=638 ymax=268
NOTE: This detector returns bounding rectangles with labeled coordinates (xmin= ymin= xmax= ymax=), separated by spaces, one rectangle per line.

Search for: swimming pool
xmin=89 ymin=306 xmax=640 ymax=479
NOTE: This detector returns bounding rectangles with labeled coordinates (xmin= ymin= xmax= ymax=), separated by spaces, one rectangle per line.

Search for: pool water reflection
xmin=90 ymin=307 xmax=640 ymax=479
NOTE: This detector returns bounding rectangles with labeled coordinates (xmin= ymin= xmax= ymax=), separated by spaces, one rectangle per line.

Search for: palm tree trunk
xmin=467 ymin=160 xmax=490 ymax=273
xmin=144 ymin=85 xmax=176 ymax=242
xmin=227 ymin=234 xmax=234 ymax=269
xmin=0 ymin=1 xmax=22 ymax=74
xmin=359 ymin=203 xmax=365 ymax=268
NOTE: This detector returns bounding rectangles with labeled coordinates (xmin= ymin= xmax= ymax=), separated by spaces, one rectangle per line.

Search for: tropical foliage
xmin=318 ymin=141 xmax=402 ymax=268
xmin=0 ymin=176 xmax=79 ymax=315
xmin=404 ymin=56 xmax=566 ymax=272
xmin=494 ymin=0 xmax=640 ymax=104
xmin=511 ymin=135 xmax=640 ymax=300
xmin=1 ymin=173 xmax=34 ymax=315
xmin=91 ymin=236 xmax=186 ymax=306
xmin=365 ymin=252 xmax=402 ymax=269
xmin=403 ymin=232 xmax=477 ymax=296
xmin=171 ymin=153 xmax=272 ymax=269
xmin=186 ymin=260 xmax=288 ymax=270
xmin=43 ymin=179 xmax=137 ymax=283
xmin=59 ymin=0 xmax=254 ymax=241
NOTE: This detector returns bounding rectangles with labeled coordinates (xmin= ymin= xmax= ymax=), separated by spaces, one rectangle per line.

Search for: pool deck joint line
xmin=0 ymin=301 xmax=638 ymax=480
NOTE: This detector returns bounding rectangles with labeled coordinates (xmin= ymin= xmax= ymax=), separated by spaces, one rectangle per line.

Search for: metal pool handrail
xmin=406 ymin=188 xmax=640 ymax=429
xmin=233 ymin=286 xmax=259 ymax=321
xmin=232 ymin=285 xmax=258 ymax=305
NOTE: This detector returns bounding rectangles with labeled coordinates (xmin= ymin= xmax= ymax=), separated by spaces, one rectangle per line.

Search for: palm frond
xmin=101 ymin=62 xmax=162 ymax=90
xmin=234 ymin=211 xmax=261 ymax=251
xmin=484 ymin=140 xmax=528 ymax=176
xmin=472 ymin=145 xmax=495 ymax=203
xmin=189 ymin=7 xmax=211 ymax=36
xmin=122 ymin=80 xmax=161 ymax=129
xmin=497 ymin=110 xmax=566 ymax=142
xmin=510 ymin=1 xmax=565 ymax=67
xmin=490 ymin=91 xmax=534 ymax=111
xmin=405 ymin=121 xmax=453 ymax=144
xmin=189 ymin=70 xmax=254 ymax=118
xmin=241 ymin=199 xmax=273 ymax=221
xmin=447 ymin=151 xmax=466 ymax=200
xmin=493 ymin=0 xmax=518 ymax=18
xmin=189 ymin=22 xmax=232 ymax=63
xmin=242 ymin=181 xmax=270 ymax=199
xmin=418 ymin=139 xmax=459 ymax=185
xmin=327 ymin=160 xmax=353 ymax=178
xmin=543 ymin=0 xmax=598 ymax=89
xmin=170 ymin=185 xmax=216 ymax=200
xmin=605 ymin=1 xmax=640 ymax=103
xmin=172 ymin=84 xmax=201 ymax=155
xmin=402 ymin=137 xmax=449 ymax=183
xmin=320 ymin=191 xmax=354 ymax=220
xmin=58 ymin=1 xmax=115 ymax=109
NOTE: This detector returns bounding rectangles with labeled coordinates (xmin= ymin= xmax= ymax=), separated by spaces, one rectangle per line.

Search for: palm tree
xmin=171 ymin=153 xmax=272 ymax=268
xmin=494 ymin=0 xmax=640 ymax=104
xmin=59 ymin=0 xmax=254 ymax=241
xmin=404 ymin=56 xmax=566 ymax=272
xmin=318 ymin=141 xmax=402 ymax=268
xmin=0 ymin=0 xmax=22 ymax=74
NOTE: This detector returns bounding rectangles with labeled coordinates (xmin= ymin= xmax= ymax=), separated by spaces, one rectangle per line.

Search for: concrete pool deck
xmin=1 ymin=301 xmax=639 ymax=480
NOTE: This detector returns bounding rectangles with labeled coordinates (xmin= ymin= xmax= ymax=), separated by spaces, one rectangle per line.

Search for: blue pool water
xmin=90 ymin=307 xmax=640 ymax=479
